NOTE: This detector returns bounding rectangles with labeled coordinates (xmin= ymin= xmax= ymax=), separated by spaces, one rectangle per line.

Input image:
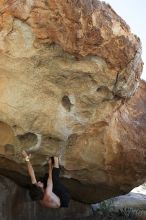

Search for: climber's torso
xmin=40 ymin=189 xmax=61 ymax=208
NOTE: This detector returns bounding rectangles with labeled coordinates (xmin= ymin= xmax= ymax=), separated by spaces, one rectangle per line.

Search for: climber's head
xmin=36 ymin=181 xmax=44 ymax=189
xmin=29 ymin=182 xmax=44 ymax=201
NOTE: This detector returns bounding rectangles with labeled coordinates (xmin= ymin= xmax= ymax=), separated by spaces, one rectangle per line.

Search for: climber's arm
xmin=22 ymin=150 xmax=37 ymax=184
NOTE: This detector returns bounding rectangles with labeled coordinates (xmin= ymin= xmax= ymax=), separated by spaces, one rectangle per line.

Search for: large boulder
xmin=0 ymin=0 xmax=145 ymax=203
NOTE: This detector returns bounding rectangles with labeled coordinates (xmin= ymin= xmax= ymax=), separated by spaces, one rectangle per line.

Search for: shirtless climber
xmin=22 ymin=151 xmax=70 ymax=208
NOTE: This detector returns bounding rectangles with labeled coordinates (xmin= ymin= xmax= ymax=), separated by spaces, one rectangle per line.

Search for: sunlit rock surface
xmin=0 ymin=0 xmax=145 ymax=203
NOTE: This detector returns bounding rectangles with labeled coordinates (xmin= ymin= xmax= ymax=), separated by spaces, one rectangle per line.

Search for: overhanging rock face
xmin=0 ymin=0 xmax=145 ymax=203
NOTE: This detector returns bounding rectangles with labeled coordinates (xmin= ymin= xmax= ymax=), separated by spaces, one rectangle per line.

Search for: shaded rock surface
xmin=1 ymin=175 xmax=146 ymax=220
xmin=0 ymin=0 xmax=145 ymax=203
xmin=0 ymin=175 xmax=93 ymax=220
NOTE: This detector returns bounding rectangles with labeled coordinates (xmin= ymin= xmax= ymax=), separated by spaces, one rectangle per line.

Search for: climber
xmin=22 ymin=150 xmax=70 ymax=208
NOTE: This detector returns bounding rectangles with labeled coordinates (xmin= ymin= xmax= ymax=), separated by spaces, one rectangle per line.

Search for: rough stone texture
xmin=0 ymin=0 xmax=145 ymax=203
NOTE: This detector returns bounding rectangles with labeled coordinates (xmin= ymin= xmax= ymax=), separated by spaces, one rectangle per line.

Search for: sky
xmin=104 ymin=0 xmax=146 ymax=81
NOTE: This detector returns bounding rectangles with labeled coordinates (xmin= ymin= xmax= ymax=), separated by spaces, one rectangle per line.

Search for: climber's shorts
xmin=39 ymin=168 xmax=70 ymax=208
